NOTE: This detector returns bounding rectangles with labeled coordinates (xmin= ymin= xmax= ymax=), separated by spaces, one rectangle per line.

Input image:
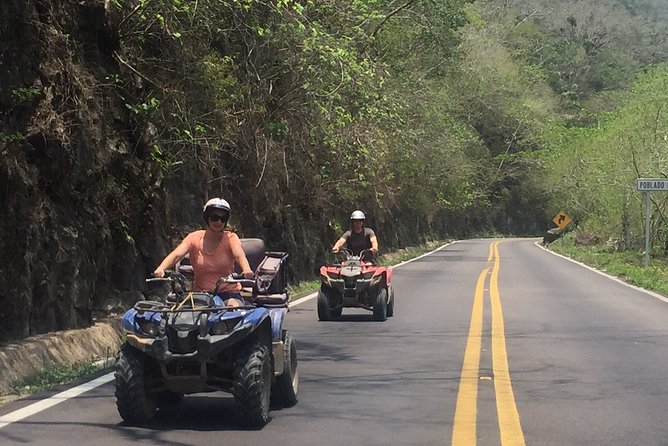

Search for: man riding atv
xmin=331 ymin=210 xmax=378 ymax=263
xmin=320 ymin=210 xmax=392 ymax=321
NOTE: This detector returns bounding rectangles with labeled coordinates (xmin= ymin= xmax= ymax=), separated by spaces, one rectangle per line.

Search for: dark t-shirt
xmin=342 ymin=227 xmax=375 ymax=256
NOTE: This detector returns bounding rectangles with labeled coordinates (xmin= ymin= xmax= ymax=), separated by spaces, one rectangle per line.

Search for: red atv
xmin=318 ymin=249 xmax=394 ymax=321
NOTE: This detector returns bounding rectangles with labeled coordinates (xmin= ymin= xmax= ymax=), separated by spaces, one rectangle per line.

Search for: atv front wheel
xmin=233 ymin=342 xmax=272 ymax=427
xmin=317 ymin=290 xmax=333 ymax=321
xmin=271 ymin=330 xmax=299 ymax=407
xmin=386 ymin=284 xmax=395 ymax=317
xmin=372 ymin=288 xmax=388 ymax=322
xmin=114 ymin=344 xmax=157 ymax=424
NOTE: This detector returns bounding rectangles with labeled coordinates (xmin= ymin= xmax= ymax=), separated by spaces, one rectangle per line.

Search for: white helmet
xmin=350 ymin=210 xmax=365 ymax=220
xmin=202 ymin=198 xmax=230 ymax=221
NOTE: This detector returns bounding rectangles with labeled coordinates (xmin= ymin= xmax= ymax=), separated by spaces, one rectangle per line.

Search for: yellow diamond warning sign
xmin=552 ymin=211 xmax=572 ymax=230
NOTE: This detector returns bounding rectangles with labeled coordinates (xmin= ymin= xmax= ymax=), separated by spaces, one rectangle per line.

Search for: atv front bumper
xmin=125 ymin=322 xmax=254 ymax=362
xmin=327 ymin=277 xmax=372 ymax=296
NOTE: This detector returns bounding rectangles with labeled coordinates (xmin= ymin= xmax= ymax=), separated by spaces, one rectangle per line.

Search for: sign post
xmin=643 ymin=191 xmax=651 ymax=267
xmin=635 ymin=178 xmax=668 ymax=267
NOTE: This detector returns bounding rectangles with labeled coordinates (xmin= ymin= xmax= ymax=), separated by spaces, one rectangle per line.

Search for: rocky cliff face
xmin=0 ymin=0 xmax=452 ymax=343
xmin=0 ymin=0 xmax=167 ymax=341
xmin=0 ymin=0 xmax=331 ymax=342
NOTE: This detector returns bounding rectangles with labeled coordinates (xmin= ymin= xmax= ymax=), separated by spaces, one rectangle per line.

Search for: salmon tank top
xmin=182 ymin=230 xmax=242 ymax=293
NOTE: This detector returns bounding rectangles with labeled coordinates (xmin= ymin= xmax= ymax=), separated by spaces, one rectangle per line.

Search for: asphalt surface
xmin=2 ymin=238 xmax=668 ymax=446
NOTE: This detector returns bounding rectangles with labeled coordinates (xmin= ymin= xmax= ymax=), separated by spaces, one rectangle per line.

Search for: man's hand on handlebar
xmin=241 ymin=271 xmax=255 ymax=279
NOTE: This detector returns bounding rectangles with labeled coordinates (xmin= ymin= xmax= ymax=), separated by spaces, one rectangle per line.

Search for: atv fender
xmin=268 ymin=308 xmax=287 ymax=342
xmin=273 ymin=340 xmax=285 ymax=375
xmin=386 ymin=266 xmax=394 ymax=283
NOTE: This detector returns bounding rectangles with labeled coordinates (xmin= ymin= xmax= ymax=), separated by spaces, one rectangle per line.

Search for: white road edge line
xmin=535 ymin=241 xmax=668 ymax=303
xmin=0 ymin=372 xmax=115 ymax=429
xmin=0 ymin=240 xmax=457 ymax=429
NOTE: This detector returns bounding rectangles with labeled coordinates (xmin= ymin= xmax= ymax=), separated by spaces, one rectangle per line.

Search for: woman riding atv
xmin=152 ymin=198 xmax=254 ymax=307
xmin=331 ymin=210 xmax=379 ymax=262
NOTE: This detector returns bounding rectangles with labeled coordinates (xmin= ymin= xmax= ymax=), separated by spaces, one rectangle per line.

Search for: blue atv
xmin=114 ymin=239 xmax=298 ymax=427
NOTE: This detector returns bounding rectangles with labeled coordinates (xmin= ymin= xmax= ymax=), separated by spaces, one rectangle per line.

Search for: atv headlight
xmin=138 ymin=319 xmax=160 ymax=337
xmin=210 ymin=318 xmax=240 ymax=336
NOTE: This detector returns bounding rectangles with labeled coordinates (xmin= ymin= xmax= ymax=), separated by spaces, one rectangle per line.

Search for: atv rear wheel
xmin=386 ymin=284 xmax=395 ymax=317
xmin=114 ymin=344 xmax=157 ymax=424
xmin=271 ymin=330 xmax=299 ymax=407
xmin=233 ymin=342 xmax=272 ymax=427
xmin=372 ymin=288 xmax=388 ymax=322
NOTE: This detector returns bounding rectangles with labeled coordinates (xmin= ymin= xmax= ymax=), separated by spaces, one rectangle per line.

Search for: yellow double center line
xmin=451 ymin=241 xmax=525 ymax=446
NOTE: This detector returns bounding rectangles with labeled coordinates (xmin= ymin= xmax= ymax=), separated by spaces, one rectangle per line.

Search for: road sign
xmin=552 ymin=211 xmax=572 ymax=230
xmin=636 ymin=178 xmax=668 ymax=191
xmin=636 ymin=178 xmax=668 ymax=267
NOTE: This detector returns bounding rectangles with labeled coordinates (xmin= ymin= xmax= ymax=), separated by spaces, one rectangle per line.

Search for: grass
xmin=548 ymin=232 xmax=668 ymax=297
xmin=12 ymin=360 xmax=103 ymax=396
xmin=288 ymin=279 xmax=320 ymax=297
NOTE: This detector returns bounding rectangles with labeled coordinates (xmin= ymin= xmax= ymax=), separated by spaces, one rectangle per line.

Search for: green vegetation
xmin=288 ymin=279 xmax=320 ymax=298
xmin=12 ymin=360 xmax=102 ymax=396
xmin=10 ymin=86 xmax=42 ymax=104
xmin=544 ymin=66 xmax=668 ymax=251
xmin=2 ymin=0 xmax=668 ymax=341
xmin=549 ymin=232 xmax=668 ymax=297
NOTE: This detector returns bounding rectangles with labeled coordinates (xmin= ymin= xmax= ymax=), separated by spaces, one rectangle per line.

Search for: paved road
xmin=2 ymin=238 xmax=668 ymax=445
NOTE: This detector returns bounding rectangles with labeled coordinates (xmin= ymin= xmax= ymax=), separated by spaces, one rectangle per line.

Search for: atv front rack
xmin=134 ymin=299 xmax=256 ymax=313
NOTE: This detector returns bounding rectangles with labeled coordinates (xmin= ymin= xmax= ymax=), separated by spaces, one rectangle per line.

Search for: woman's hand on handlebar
xmin=241 ymin=271 xmax=255 ymax=279
xmin=146 ymin=269 xmax=175 ymax=283
xmin=153 ymin=267 xmax=166 ymax=278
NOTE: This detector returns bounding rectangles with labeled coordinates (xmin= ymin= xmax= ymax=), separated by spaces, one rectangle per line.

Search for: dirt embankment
xmin=0 ymin=318 xmax=123 ymax=399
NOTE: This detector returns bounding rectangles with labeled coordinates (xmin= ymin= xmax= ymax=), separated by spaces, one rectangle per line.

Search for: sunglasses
xmin=208 ymin=214 xmax=228 ymax=222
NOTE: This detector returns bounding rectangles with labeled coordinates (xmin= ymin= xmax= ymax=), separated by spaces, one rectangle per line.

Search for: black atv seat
xmin=235 ymin=238 xmax=268 ymax=273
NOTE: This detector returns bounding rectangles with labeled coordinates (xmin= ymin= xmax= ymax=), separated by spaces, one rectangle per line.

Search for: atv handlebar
xmin=148 ymin=270 xmax=262 ymax=298
xmin=215 ymin=273 xmax=256 ymax=288
xmin=146 ymin=269 xmax=188 ymax=283
xmin=146 ymin=277 xmax=171 ymax=283
xmin=331 ymin=248 xmax=374 ymax=265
